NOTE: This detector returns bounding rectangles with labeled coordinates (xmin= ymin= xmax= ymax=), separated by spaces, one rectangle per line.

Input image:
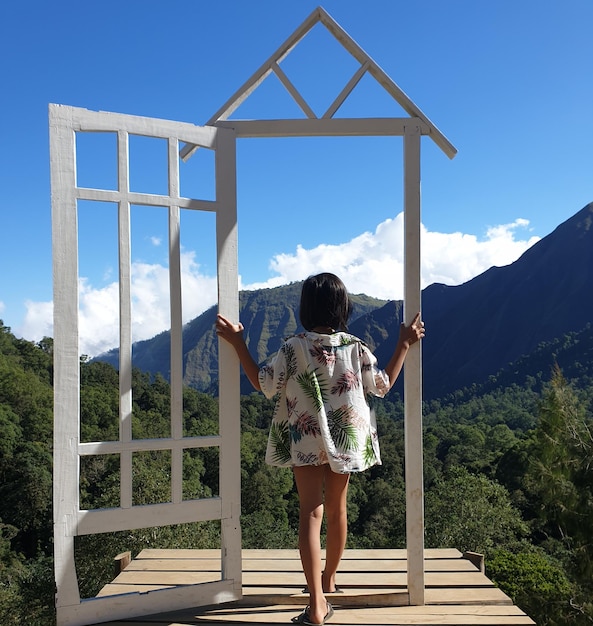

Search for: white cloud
xmin=21 ymin=300 xmax=53 ymax=340
xmin=420 ymin=218 xmax=540 ymax=290
xmin=0 ymin=301 xmax=5 ymax=314
xmin=19 ymin=214 xmax=539 ymax=356
xmin=243 ymin=213 xmax=540 ymax=299
xmin=20 ymin=250 xmax=217 ymax=357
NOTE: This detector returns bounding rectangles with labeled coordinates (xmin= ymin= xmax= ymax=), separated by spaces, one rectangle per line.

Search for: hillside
xmin=97 ymin=283 xmax=388 ymax=395
xmin=420 ymin=201 xmax=593 ymax=397
xmin=4 ymin=201 xmax=593 ymax=625
xmin=96 ymin=202 xmax=593 ymax=399
xmin=3 ymin=315 xmax=593 ymax=624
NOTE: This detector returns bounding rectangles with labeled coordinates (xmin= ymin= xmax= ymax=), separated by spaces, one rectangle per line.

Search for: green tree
xmin=425 ymin=465 xmax=528 ymax=554
xmin=487 ymin=549 xmax=575 ymax=626
xmin=524 ymin=367 xmax=593 ymax=612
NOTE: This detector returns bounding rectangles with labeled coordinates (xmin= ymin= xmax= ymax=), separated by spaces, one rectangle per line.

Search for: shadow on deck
xmin=97 ymin=548 xmax=535 ymax=625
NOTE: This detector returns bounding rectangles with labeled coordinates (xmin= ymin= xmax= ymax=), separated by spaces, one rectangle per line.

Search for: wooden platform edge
xmin=94 ymin=549 xmax=536 ymax=626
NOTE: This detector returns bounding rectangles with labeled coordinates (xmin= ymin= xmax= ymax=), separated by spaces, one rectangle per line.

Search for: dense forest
xmin=1 ymin=319 xmax=592 ymax=625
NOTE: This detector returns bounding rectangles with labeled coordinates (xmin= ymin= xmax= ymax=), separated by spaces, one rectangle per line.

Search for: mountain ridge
xmin=95 ymin=202 xmax=593 ymax=400
xmin=419 ymin=202 xmax=593 ymax=397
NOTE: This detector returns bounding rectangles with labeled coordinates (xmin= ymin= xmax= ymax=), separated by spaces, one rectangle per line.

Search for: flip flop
xmin=291 ymin=602 xmax=334 ymax=625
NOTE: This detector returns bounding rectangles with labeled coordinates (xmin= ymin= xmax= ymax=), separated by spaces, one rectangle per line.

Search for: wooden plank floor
xmin=97 ymin=549 xmax=535 ymax=625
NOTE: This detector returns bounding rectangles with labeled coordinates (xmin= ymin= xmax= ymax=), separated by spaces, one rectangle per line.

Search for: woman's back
xmin=260 ymin=331 xmax=388 ymax=472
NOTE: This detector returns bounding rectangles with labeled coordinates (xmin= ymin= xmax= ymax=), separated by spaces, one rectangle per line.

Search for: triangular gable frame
xmin=182 ymin=6 xmax=457 ymax=607
xmin=181 ymin=6 xmax=456 ymax=160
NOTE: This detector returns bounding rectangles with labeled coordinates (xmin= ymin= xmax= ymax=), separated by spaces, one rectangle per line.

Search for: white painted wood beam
xmin=67 ymin=107 xmax=218 ymax=145
xmin=214 ymin=117 xmax=430 ymax=138
xmin=271 ymin=61 xmax=316 ymax=119
xmin=58 ymin=580 xmax=238 ymax=626
xmin=168 ymin=137 xmax=184 ymax=505
xmin=78 ymin=436 xmax=221 ymax=456
xmin=322 ymin=61 xmax=369 ymax=119
xmin=50 ymin=102 xmax=83 ymax=610
xmin=76 ymin=498 xmax=223 ymax=536
xmin=214 ymin=126 xmax=243 ymax=595
xmin=76 ymin=187 xmax=217 ymax=211
xmin=180 ymin=7 xmax=323 ymax=161
xmin=403 ymin=123 xmax=425 ymax=605
xmin=318 ymin=7 xmax=457 ymax=159
xmin=117 ymin=129 xmax=133 ymax=511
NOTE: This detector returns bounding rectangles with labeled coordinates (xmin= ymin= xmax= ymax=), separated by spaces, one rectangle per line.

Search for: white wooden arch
xmin=51 ymin=6 xmax=455 ymax=625
xmin=182 ymin=5 xmax=457 ymax=606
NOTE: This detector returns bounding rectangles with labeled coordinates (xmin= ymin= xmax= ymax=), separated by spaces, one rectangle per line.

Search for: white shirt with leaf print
xmin=259 ymin=331 xmax=390 ymax=473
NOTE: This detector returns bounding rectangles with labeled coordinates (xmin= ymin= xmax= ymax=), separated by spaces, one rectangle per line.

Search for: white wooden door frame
xmin=51 ymin=7 xmax=456 ymax=620
xmin=50 ymin=104 xmax=241 ymax=626
xmin=205 ymin=117 xmax=427 ymax=603
xmin=182 ymin=6 xmax=456 ymax=604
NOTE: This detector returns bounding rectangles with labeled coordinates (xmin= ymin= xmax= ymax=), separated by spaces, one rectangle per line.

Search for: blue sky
xmin=1 ymin=1 xmax=592 ymax=355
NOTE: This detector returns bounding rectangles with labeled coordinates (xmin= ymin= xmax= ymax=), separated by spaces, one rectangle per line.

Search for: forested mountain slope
xmin=419 ymin=202 xmax=593 ymax=397
xmin=2 ymin=318 xmax=593 ymax=624
xmin=98 ymin=284 xmax=388 ymax=395
xmin=96 ymin=202 xmax=593 ymax=400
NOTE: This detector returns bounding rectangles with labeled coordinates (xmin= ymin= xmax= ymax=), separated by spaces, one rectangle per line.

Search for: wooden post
xmin=113 ymin=551 xmax=132 ymax=578
xmin=50 ymin=104 xmax=83 ymax=612
xmin=463 ymin=551 xmax=485 ymax=574
xmin=404 ymin=121 xmax=425 ymax=605
xmin=215 ymin=128 xmax=243 ymax=596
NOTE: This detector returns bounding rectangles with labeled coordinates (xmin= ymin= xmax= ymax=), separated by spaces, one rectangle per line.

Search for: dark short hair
xmin=299 ymin=273 xmax=353 ymax=332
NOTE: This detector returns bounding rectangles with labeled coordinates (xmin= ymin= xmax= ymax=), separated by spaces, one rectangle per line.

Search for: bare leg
xmin=293 ymin=465 xmax=328 ymax=625
xmin=322 ymin=465 xmax=350 ymax=593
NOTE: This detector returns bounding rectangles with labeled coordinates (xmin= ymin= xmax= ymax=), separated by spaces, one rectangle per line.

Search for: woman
xmin=216 ymin=273 xmax=424 ymax=625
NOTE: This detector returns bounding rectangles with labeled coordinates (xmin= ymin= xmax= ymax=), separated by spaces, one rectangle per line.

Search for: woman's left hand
xmin=399 ymin=311 xmax=425 ymax=348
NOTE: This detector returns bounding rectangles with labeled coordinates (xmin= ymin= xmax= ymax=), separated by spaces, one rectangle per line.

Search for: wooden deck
xmin=97 ymin=549 xmax=535 ymax=625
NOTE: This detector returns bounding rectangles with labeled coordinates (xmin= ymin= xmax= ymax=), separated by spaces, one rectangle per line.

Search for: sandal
xmin=291 ymin=602 xmax=334 ymax=625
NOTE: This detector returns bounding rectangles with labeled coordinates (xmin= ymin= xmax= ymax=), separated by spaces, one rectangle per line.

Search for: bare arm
xmin=384 ymin=312 xmax=425 ymax=387
xmin=215 ymin=313 xmax=261 ymax=391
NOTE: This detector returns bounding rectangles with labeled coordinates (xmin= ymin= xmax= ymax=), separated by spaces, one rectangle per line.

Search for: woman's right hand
xmin=215 ymin=313 xmax=262 ymax=391
xmin=215 ymin=314 xmax=245 ymax=348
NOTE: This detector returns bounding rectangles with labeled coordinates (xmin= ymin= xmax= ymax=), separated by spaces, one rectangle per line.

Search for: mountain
xmin=360 ymin=202 xmax=593 ymax=398
xmin=420 ymin=201 xmax=593 ymax=397
xmin=97 ymin=282 xmax=388 ymax=395
xmin=96 ymin=202 xmax=593 ymax=400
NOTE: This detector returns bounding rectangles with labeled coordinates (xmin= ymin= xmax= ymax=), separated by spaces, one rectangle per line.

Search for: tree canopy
xmin=1 ymin=320 xmax=592 ymax=624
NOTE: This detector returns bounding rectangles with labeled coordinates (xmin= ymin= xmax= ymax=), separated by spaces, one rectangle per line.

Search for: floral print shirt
xmin=259 ymin=331 xmax=391 ymax=473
